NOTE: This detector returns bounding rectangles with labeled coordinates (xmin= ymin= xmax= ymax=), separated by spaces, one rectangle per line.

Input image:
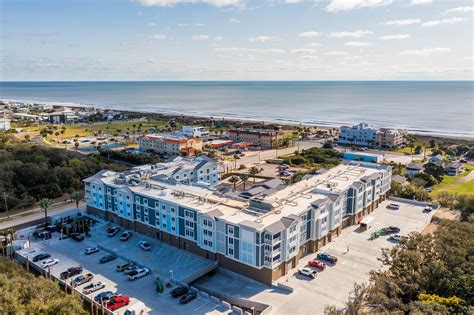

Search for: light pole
xmin=2 ymin=192 xmax=8 ymax=219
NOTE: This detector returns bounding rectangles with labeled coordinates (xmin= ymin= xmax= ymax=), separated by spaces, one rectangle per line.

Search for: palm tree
xmin=249 ymin=166 xmax=260 ymax=184
xmin=233 ymin=154 xmax=240 ymax=169
xmin=70 ymin=191 xmax=84 ymax=208
xmin=239 ymin=174 xmax=249 ymax=190
xmin=39 ymin=198 xmax=53 ymax=225
xmin=228 ymin=176 xmax=240 ymax=191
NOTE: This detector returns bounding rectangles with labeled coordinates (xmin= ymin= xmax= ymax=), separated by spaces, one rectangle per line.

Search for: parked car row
xmin=299 ymin=252 xmax=337 ymax=279
xmin=170 ymin=286 xmax=197 ymax=304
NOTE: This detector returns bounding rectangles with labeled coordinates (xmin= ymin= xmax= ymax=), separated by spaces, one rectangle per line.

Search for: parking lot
xmin=15 ymin=221 xmax=229 ymax=315
xmin=201 ymin=199 xmax=435 ymax=315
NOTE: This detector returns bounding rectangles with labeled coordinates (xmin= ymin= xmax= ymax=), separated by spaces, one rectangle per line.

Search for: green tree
xmin=70 ymin=191 xmax=84 ymax=208
xmin=249 ymin=166 xmax=260 ymax=184
xmin=239 ymin=174 xmax=249 ymax=190
xmin=39 ymin=198 xmax=53 ymax=225
xmin=0 ymin=257 xmax=86 ymax=314
xmin=228 ymin=175 xmax=240 ymax=191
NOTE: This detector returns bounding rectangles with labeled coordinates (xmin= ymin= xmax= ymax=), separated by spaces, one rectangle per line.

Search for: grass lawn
xmin=43 ymin=120 xmax=171 ymax=141
xmin=432 ymin=164 xmax=474 ymax=196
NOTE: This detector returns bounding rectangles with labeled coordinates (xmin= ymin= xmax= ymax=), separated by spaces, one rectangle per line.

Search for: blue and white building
xmin=84 ymin=161 xmax=391 ymax=284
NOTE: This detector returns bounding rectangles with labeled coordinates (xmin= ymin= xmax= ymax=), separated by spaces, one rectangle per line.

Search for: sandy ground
xmin=422 ymin=207 xmax=460 ymax=235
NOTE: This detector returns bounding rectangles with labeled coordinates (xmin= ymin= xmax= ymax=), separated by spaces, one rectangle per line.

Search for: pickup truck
xmin=71 ymin=273 xmax=94 ymax=287
xmin=60 ymin=266 xmax=83 ymax=280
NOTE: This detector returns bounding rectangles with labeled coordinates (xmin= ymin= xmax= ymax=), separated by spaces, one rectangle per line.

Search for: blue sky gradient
xmin=1 ymin=0 xmax=473 ymax=80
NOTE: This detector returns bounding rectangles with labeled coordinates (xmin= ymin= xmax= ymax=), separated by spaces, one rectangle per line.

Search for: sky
xmin=0 ymin=0 xmax=473 ymax=81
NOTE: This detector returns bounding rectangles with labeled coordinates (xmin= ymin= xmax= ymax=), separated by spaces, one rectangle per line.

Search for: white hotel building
xmin=84 ymin=161 xmax=391 ymax=284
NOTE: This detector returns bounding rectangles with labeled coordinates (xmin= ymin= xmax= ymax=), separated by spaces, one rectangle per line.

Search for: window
xmin=264 ymin=256 xmax=271 ymax=262
xmin=185 ymin=229 xmax=194 ymax=238
xmin=162 ymin=205 xmax=166 ymax=210
xmin=203 ymin=219 xmax=212 ymax=227
xmin=322 ymin=217 xmax=328 ymax=224
xmin=171 ymin=207 xmax=175 ymax=213
xmin=144 ymin=199 xmax=148 ymax=204
xmin=137 ymin=214 xmax=142 ymax=221
xmin=290 ymin=225 xmax=297 ymax=233
xmin=155 ymin=201 xmax=160 ymax=208
xmin=228 ymin=238 xmax=234 ymax=245
xmin=227 ymin=225 xmax=234 ymax=235
xmin=144 ymin=216 xmax=149 ymax=223
xmin=144 ymin=208 xmax=149 ymax=215
xmin=228 ymin=248 xmax=234 ymax=256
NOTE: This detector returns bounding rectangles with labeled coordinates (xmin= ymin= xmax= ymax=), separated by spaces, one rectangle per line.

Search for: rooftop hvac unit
xmin=160 ymin=190 xmax=166 ymax=196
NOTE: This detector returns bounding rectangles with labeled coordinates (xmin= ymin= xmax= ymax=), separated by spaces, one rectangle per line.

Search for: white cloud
xmin=409 ymin=0 xmax=432 ymax=5
xmin=299 ymin=31 xmax=321 ymax=38
xmin=344 ymin=56 xmax=363 ymax=61
xmin=444 ymin=6 xmax=474 ymax=14
xmin=291 ymin=48 xmax=317 ymax=54
xmin=151 ymin=33 xmax=167 ymax=40
xmin=326 ymin=0 xmax=393 ymax=13
xmin=399 ymin=47 xmax=451 ymax=56
xmin=135 ymin=0 xmax=240 ymax=7
xmin=192 ymin=34 xmax=210 ymax=40
xmin=305 ymin=42 xmax=321 ymax=47
xmin=328 ymin=30 xmax=373 ymax=38
xmin=248 ymin=36 xmax=278 ymax=43
xmin=177 ymin=23 xmax=204 ymax=27
xmin=285 ymin=0 xmax=303 ymax=3
xmin=422 ymin=17 xmax=468 ymax=27
xmin=325 ymin=51 xmax=348 ymax=55
xmin=379 ymin=34 xmax=411 ymax=40
xmin=228 ymin=18 xmax=240 ymax=23
xmin=148 ymin=22 xmax=157 ymax=27
xmin=385 ymin=19 xmax=421 ymax=26
xmin=299 ymin=55 xmax=319 ymax=60
xmin=214 ymin=36 xmax=224 ymax=41
xmin=215 ymin=47 xmax=286 ymax=54
xmin=345 ymin=41 xmax=373 ymax=47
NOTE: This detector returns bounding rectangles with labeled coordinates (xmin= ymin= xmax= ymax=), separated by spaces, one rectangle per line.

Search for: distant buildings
xmin=227 ymin=129 xmax=284 ymax=149
xmin=405 ymin=162 xmax=424 ymax=179
xmin=0 ymin=118 xmax=11 ymax=131
xmin=338 ymin=123 xmax=405 ymax=149
xmin=138 ymin=133 xmax=203 ymax=157
xmin=445 ymin=162 xmax=462 ymax=176
xmin=181 ymin=126 xmax=209 ymax=138
xmin=343 ymin=152 xmax=383 ymax=163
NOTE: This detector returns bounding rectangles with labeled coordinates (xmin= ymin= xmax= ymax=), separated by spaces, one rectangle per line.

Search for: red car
xmin=106 ymin=296 xmax=130 ymax=311
xmin=308 ymin=259 xmax=326 ymax=270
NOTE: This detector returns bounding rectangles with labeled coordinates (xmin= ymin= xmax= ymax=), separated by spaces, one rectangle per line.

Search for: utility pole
xmin=2 ymin=192 xmax=8 ymax=219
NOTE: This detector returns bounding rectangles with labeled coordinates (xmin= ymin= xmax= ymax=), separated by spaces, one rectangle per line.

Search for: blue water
xmin=1 ymin=81 xmax=473 ymax=137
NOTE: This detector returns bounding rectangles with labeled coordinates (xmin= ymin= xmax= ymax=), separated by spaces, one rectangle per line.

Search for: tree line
xmin=0 ymin=143 xmax=126 ymax=213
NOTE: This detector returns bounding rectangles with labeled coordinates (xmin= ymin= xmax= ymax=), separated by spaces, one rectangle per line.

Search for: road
xmin=224 ymin=139 xmax=422 ymax=170
xmin=0 ymin=201 xmax=85 ymax=230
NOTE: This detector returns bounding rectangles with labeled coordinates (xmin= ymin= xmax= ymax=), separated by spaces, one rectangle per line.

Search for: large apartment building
xmin=227 ymin=129 xmax=284 ymax=149
xmin=338 ymin=123 xmax=405 ymax=149
xmin=84 ymin=161 xmax=391 ymax=285
xmin=138 ymin=133 xmax=203 ymax=157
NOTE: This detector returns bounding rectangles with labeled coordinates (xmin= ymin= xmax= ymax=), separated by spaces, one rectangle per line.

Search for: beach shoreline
xmin=2 ymin=97 xmax=473 ymax=141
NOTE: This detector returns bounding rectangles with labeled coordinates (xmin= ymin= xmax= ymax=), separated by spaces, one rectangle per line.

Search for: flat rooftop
xmin=88 ymin=161 xmax=388 ymax=231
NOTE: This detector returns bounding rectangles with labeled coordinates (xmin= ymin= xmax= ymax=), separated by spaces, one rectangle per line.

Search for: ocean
xmin=1 ymin=81 xmax=473 ymax=138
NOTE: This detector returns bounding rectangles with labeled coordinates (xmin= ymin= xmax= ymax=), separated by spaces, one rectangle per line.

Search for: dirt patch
xmin=460 ymin=170 xmax=474 ymax=182
xmin=422 ymin=207 xmax=460 ymax=235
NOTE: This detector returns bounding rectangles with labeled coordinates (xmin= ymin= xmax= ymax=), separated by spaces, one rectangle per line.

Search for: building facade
xmin=338 ymin=123 xmax=405 ymax=149
xmin=84 ymin=161 xmax=391 ymax=285
xmin=138 ymin=134 xmax=203 ymax=157
xmin=0 ymin=118 xmax=11 ymax=131
xmin=182 ymin=126 xmax=210 ymax=138
xmin=227 ymin=129 xmax=284 ymax=149
xmin=132 ymin=156 xmax=220 ymax=187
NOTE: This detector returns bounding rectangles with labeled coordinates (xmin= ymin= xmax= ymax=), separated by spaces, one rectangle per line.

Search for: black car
xmin=179 ymin=292 xmax=197 ymax=304
xmin=171 ymin=286 xmax=189 ymax=298
xmin=32 ymin=253 xmax=51 ymax=262
xmin=99 ymin=254 xmax=117 ymax=264
xmin=60 ymin=266 xmax=83 ymax=280
xmin=70 ymin=233 xmax=85 ymax=242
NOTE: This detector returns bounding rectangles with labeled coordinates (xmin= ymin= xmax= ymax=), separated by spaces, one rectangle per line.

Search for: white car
xmin=84 ymin=247 xmax=99 ymax=255
xmin=120 ymin=231 xmax=132 ymax=241
xmin=40 ymin=258 xmax=59 ymax=268
xmin=128 ymin=267 xmax=150 ymax=280
xmin=298 ymin=267 xmax=317 ymax=279
xmin=138 ymin=241 xmax=151 ymax=251
xmin=82 ymin=281 xmax=106 ymax=294
xmin=390 ymin=234 xmax=406 ymax=242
